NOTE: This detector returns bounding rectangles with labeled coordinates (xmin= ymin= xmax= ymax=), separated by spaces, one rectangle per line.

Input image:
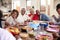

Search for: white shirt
xmin=0 ymin=28 xmax=16 ymax=40
xmin=17 ymin=13 xmax=30 ymax=24
xmin=6 ymin=16 xmax=17 ymax=26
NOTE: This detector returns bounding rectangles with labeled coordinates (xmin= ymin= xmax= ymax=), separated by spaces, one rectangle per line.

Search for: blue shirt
xmin=40 ymin=14 xmax=50 ymax=21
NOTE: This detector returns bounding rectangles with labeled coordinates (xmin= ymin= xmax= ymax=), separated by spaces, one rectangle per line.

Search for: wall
xmin=50 ymin=0 xmax=60 ymax=16
xmin=20 ymin=0 xmax=26 ymax=9
xmin=31 ymin=0 xmax=40 ymax=10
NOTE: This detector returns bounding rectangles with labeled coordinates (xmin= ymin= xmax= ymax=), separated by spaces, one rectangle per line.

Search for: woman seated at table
xmin=52 ymin=3 xmax=60 ymax=40
xmin=52 ymin=4 xmax=60 ymax=25
xmin=5 ymin=9 xmax=22 ymax=40
xmin=5 ymin=9 xmax=19 ymax=28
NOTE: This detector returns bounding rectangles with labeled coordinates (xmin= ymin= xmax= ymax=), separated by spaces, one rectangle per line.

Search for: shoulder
xmin=6 ymin=16 xmax=13 ymax=21
xmin=0 ymin=28 xmax=16 ymax=40
xmin=40 ymin=13 xmax=46 ymax=15
xmin=40 ymin=13 xmax=47 ymax=17
xmin=7 ymin=16 xmax=13 ymax=19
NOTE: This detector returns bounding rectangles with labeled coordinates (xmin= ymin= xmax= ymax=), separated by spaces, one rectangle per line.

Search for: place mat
xmin=36 ymin=33 xmax=53 ymax=40
xmin=46 ymin=28 xmax=59 ymax=33
xmin=49 ymin=25 xmax=59 ymax=28
xmin=20 ymin=33 xmax=29 ymax=38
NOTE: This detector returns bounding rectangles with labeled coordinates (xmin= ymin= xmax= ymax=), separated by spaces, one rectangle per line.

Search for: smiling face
xmin=11 ymin=9 xmax=19 ymax=19
xmin=21 ymin=8 xmax=26 ymax=15
xmin=12 ymin=12 xmax=18 ymax=19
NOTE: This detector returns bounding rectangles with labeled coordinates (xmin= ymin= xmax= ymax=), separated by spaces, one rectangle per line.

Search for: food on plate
xmin=36 ymin=35 xmax=50 ymax=40
xmin=20 ymin=33 xmax=29 ymax=38
xmin=7 ymin=27 xmax=20 ymax=36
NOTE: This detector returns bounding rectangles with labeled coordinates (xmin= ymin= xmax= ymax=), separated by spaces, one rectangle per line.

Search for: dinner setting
xmin=0 ymin=0 xmax=60 ymax=40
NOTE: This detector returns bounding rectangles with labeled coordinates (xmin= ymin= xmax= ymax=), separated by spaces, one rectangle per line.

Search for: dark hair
xmin=11 ymin=9 xmax=19 ymax=18
xmin=56 ymin=3 xmax=60 ymax=11
xmin=0 ymin=10 xmax=3 ymax=19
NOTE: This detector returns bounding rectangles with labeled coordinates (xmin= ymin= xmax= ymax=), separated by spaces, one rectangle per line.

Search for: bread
xmin=20 ymin=33 xmax=29 ymax=38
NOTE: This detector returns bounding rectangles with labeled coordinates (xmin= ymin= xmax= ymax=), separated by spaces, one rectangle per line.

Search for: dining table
xmin=6 ymin=21 xmax=60 ymax=40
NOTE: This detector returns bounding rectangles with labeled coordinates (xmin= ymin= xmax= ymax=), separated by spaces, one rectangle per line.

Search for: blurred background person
xmin=28 ymin=8 xmax=35 ymax=21
xmin=40 ymin=12 xmax=50 ymax=21
xmin=52 ymin=4 xmax=60 ymax=23
xmin=28 ymin=8 xmax=34 ymax=17
xmin=5 ymin=9 xmax=22 ymax=40
xmin=5 ymin=9 xmax=19 ymax=28
xmin=32 ymin=10 xmax=40 ymax=20
xmin=52 ymin=3 xmax=60 ymax=40
xmin=28 ymin=9 xmax=50 ymax=21
xmin=17 ymin=8 xmax=30 ymax=24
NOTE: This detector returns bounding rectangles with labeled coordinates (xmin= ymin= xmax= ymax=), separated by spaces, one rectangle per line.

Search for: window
xmin=41 ymin=0 xmax=46 ymax=6
xmin=12 ymin=0 xmax=20 ymax=12
xmin=27 ymin=0 xmax=31 ymax=6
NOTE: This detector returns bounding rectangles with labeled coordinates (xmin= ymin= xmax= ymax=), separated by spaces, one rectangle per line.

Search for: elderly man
xmin=17 ymin=8 xmax=30 ymax=24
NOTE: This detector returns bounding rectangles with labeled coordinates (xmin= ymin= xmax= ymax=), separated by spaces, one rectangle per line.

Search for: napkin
xmin=29 ymin=22 xmax=39 ymax=29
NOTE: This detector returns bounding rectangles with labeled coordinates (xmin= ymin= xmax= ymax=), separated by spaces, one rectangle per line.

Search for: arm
xmin=52 ymin=15 xmax=58 ymax=22
xmin=0 ymin=19 xmax=5 ymax=21
xmin=5 ymin=17 xmax=12 ymax=28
